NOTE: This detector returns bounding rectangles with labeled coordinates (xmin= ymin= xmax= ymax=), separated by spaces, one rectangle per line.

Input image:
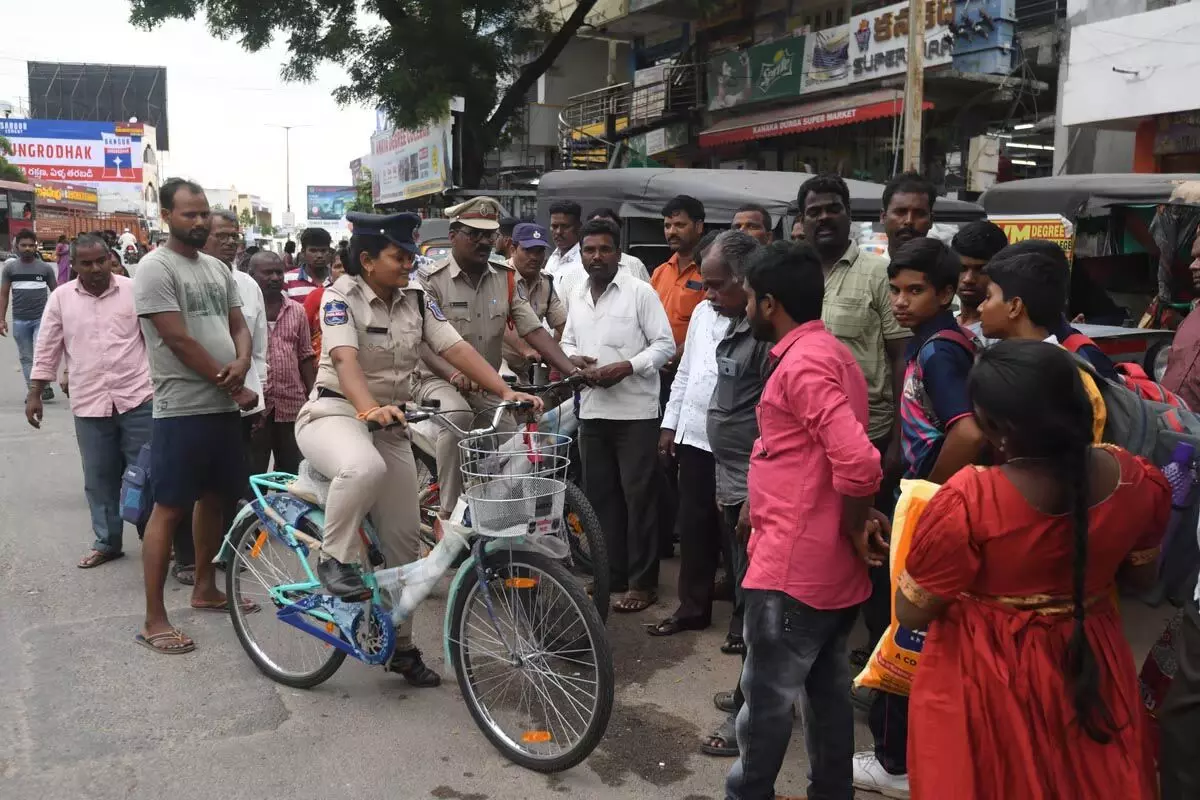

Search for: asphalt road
xmin=0 ymin=333 xmax=1172 ymax=800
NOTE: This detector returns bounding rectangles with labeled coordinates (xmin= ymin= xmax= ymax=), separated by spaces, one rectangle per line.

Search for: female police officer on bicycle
xmin=294 ymin=211 xmax=541 ymax=687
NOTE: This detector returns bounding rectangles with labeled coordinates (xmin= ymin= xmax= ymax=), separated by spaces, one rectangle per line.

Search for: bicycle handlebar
xmin=505 ymin=373 xmax=586 ymax=395
xmin=364 ymin=399 xmax=534 ymax=435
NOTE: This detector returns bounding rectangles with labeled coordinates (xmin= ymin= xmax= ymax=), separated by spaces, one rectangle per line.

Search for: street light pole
xmin=266 ymin=124 xmax=311 ymax=220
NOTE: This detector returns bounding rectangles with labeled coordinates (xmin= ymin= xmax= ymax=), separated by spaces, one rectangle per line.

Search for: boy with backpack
xmin=854 ymin=238 xmax=989 ymax=798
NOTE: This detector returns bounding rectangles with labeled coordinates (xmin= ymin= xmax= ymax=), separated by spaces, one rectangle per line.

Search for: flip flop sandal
xmin=191 ymin=598 xmax=261 ymax=614
xmin=78 ymin=550 xmax=123 ymax=569
xmin=700 ymin=715 xmax=739 ymax=757
xmin=714 ymin=690 xmax=736 ymax=714
xmin=720 ymin=634 xmax=746 ymax=655
xmin=134 ymin=628 xmax=195 ymax=655
xmin=646 ymin=616 xmax=708 ymax=636
xmin=172 ymin=563 xmax=196 ymax=586
xmin=613 ymin=592 xmax=657 ymax=613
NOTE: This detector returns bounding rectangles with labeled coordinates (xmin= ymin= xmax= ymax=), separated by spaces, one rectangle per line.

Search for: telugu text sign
xmin=0 ymin=119 xmax=143 ymax=184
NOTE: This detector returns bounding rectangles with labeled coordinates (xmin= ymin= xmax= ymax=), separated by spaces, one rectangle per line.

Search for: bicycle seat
xmin=288 ymin=460 xmax=332 ymax=507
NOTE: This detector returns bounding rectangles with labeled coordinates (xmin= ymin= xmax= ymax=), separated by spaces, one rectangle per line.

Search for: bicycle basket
xmin=459 ymin=432 xmax=569 ymax=537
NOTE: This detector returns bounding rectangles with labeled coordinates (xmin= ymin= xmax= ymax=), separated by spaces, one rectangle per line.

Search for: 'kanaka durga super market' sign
xmin=0 ymin=119 xmax=143 ymax=183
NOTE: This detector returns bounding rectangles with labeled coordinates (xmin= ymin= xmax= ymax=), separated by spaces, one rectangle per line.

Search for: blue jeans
xmin=726 ymin=590 xmax=858 ymax=800
xmin=74 ymin=401 xmax=154 ymax=554
xmin=12 ymin=317 xmax=41 ymax=387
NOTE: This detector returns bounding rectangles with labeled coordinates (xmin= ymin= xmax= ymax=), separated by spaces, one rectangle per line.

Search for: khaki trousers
xmin=410 ymin=375 xmax=513 ymax=517
xmin=294 ymin=399 xmax=421 ymax=643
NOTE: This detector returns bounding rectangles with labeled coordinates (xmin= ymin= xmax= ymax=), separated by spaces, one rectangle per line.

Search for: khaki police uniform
xmin=411 ymin=252 xmax=544 ymax=515
xmin=295 ymin=272 xmax=461 ymax=640
xmin=502 ymin=269 xmax=567 ymax=379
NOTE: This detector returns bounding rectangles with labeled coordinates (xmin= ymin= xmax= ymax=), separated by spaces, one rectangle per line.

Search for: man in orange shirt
xmin=652 ymin=194 xmax=707 ymax=356
xmin=651 ymin=195 xmax=706 ymax=559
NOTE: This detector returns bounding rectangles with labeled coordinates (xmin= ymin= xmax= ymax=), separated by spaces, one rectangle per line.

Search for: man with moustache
xmin=133 ymin=178 xmax=259 ymax=656
xmin=25 ymin=233 xmax=154 ymax=570
xmin=881 ymin=171 xmax=936 ymax=258
xmin=563 ymin=218 xmax=675 ymax=614
xmin=950 ymin=219 xmax=1010 ymax=332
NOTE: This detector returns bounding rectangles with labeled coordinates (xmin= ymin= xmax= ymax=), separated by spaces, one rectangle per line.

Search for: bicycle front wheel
xmin=449 ymin=548 xmax=614 ymax=773
xmin=226 ymin=511 xmax=346 ymax=689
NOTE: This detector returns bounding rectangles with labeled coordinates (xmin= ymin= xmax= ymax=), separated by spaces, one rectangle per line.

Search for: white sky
xmin=0 ymin=0 xmax=376 ymax=221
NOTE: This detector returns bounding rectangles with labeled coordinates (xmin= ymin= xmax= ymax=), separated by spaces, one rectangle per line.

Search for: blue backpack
xmin=120 ymin=443 xmax=153 ymax=526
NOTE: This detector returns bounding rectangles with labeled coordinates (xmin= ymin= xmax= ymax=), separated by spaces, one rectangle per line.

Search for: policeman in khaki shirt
xmin=294 ymin=211 xmax=539 ymax=688
xmin=502 ymin=222 xmax=567 ymax=381
xmin=412 ymin=198 xmax=580 ymax=519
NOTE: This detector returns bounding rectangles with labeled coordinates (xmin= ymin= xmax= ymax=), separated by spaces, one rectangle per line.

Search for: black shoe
xmin=41 ymin=386 xmax=54 ymax=401
xmin=317 ymin=558 xmax=370 ymax=600
xmin=388 ymin=646 xmax=442 ymax=687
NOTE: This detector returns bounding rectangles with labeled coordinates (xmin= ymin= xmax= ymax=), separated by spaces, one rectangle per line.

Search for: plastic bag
xmin=853 ymin=479 xmax=941 ymax=697
xmin=376 ymin=527 xmax=469 ymax=624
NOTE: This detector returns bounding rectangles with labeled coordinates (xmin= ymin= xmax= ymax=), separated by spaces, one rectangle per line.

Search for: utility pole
xmin=902 ymin=0 xmax=926 ymax=173
xmin=266 ymin=124 xmax=310 ymax=218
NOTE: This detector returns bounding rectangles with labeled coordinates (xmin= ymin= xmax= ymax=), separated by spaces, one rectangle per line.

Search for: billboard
xmin=0 ymin=119 xmax=144 ymax=184
xmin=306 ymin=185 xmax=356 ymax=221
xmin=34 ymin=182 xmax=99 ymax=212
xmin=27 ymin=62 xmax=170 ymax=151
xmin=707 ymin=35 xmax=806 ymax=111
xmin=370 ymin=118 xmax=453 ymax=204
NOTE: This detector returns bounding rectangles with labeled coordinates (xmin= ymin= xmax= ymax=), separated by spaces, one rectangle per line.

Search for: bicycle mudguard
xmin=215 ymin=495 xmax=327 ymax=564
xmin=441 ymin=535 xmax=554 ymax=666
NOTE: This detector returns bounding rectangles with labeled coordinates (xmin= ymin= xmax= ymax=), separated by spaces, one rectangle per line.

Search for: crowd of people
xmin=5 ymin=169 xmax=1200 ymax=800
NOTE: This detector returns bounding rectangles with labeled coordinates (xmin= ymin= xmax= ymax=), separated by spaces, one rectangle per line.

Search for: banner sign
xmin=708 ymin=34 xmax=806 ymax=111
xmin=370 ymin=118 xmax=453 ymax=204
xmin=34 ymin=182 xmax=99 ymax=211
xmin=306 ymin=185 xmax=356 ymax=221
xmin=0 ymin=119 xmax=143 ymax=184
xmin=990 ymin=214 xmax=1075 ymax=261
xmin=848 ymin=0 xmax=955 ymax=83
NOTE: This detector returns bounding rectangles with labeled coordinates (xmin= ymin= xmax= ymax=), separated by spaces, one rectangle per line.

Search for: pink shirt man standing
xmin=726 ymin=241 xmax=886 ymax=800
xmin=26 ymin=233 xmax=155 ymax=569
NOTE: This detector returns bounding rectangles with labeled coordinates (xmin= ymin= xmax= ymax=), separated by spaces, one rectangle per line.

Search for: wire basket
xmin=459 ymin=432 xmax=570 ymax=537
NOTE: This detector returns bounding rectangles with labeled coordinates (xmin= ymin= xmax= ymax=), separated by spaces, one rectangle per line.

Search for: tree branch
xmin=484 ymin=0 xmax=599 ymax=139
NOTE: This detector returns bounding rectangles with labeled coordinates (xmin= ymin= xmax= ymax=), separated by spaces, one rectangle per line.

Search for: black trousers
xmin=579 ymin=417 xmax=661 ymax=593
xmin=658 ymin=372 xmax=678 ymax=558
xmin=249 ymin=412 xmax=303 ymax=476
xmin=672 ymin=444 xmax=723 ymax=624
xmin=1161 ymin=601 xmax=1200 ymax=800
xmin=723 ymin=502 xmax=749 ymax=639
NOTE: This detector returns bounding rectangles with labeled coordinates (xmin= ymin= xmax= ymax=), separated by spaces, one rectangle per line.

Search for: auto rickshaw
xmin=980 ymin=174 xmax=1200 ymax=376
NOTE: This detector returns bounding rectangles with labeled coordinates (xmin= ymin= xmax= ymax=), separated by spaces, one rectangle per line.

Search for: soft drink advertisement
xmin=0 ymin=119 xmax=144 ymax=184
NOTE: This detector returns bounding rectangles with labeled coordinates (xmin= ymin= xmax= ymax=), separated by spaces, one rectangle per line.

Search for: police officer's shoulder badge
xmin=427 ymin=298 xmax=448 ymax=321
xmin=323 ymin=299 xmax=349 ymax=326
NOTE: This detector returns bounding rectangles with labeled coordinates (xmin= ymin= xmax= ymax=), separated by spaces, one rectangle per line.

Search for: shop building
xmin=1059 ymin=0 xmax=1200 ymax=175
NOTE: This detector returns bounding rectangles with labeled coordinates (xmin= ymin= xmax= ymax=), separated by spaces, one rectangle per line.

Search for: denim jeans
xmin=726 ymin=589 xmax=858 ymax=800
xmin=12 ymin=317 xmax=41 ymax=387
xmin=74 ymin=401 xmax=153 ymax=554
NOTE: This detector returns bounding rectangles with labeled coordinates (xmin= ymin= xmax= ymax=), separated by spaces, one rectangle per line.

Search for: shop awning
xmin=698 ymin=90 xmax=934 ymax=149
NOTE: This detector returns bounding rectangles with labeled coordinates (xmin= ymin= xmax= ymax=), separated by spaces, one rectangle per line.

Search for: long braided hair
xmin=968 ymin=339 xmax=1116 ymax=743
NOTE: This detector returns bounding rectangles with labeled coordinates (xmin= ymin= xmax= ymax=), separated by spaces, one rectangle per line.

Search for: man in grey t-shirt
xmin=132 ymin=178 xmax=258 ymax=656
xmin=1 ymin=229 xmax=57 ymax=399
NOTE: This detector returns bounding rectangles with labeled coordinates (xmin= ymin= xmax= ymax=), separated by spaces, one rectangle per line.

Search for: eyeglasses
xmin=211 ymin=232 xmax=241 ymax=242
xmin=455 ymin=227 xmax=497 ymax=243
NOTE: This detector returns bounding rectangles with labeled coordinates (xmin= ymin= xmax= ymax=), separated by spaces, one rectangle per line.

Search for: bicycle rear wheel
xmin=449 ymin=548 xmax=614 ymax=773
xmin=226 ymin=512 xmax=346 ymax=689
xmin=562 ymin=482 xmax=608 ymax=622
xmin=415 ymin=447 xmax=440 ymax=552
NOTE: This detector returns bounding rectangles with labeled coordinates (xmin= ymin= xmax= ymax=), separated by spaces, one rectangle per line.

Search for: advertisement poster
xmin=34 ymin=182 xmax=99 ymax=211
xmin=306 ymin=186 xmax=356 ymax=222
xmin=802 ymin=24 xmax=851 ymax=94
xmin=991 ymin=215 xmax=1075 ymax=261
xmin=370 ymin=118 xmax=453 ymax=204
xmin=0 ymin=119 xmax=144 ymax=184
xmin=707 ymin=35 xmax=805 ymax=111
xmin=847 ymin=0 xmax=955 ymax=83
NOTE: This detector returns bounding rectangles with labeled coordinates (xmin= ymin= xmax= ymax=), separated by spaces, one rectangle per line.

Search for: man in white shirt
xmin=544 ymin=200 xmax=583 ymax=281
xmin=562 ymin=218 xmax=675 ymax=614
xmin=554 ymin=207 xmax=652 ymax=307
xmin=204 ymin=211 xmax=268 ymax=497
xmin=649 ymin=233 xmax=727 ymax=636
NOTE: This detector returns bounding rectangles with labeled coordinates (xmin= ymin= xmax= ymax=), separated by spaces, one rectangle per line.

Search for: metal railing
xmin=1015 ymin=0 xmax=1066 ymax=28
xmin=557 ymin=62 xmax=703 ymax=169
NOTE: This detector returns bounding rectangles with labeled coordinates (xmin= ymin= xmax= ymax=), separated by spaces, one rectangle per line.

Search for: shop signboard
xmin=34 ymin=181 xmax=99 ymax=211
xmin=369 ymin=118 xmax=453 ymax=204
xmin=802 ymin=24 xmax=852 ymax=94
xmin=990 ymin=214 xmax=1075 ymax=261
xmin=848 ymin=0 xmax=955 ymax=83
xmin=1154 ymin=111 xmax=1200 ymax=156
xmin=707 ymin=34 xmax=806 ymax=111
xmin=306 ymin=185 xmax=356 ymax=222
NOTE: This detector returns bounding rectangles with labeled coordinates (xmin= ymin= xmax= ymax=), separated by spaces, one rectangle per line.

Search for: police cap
xmin=345 ymin=211 xmax=421 ymax=254
xmin=445 ymin=197 xmax=502 ymax=230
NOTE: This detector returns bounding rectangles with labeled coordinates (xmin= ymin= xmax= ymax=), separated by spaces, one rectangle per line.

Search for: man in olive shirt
xmin=413 ymin=197 xmax=579 ymax=519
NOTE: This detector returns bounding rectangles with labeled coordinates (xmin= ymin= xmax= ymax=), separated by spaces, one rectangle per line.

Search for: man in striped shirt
xmin=248 ymin=250 xmax=315 ymax=474
xmin=283 ymin=227 xmax=333 ymax=300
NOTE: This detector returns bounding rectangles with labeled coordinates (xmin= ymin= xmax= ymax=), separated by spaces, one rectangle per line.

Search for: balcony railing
xmin=558 ymin=62 xmax=703 ymax=169
xmin=1015 ymin=0 xmax=1066 ymax=28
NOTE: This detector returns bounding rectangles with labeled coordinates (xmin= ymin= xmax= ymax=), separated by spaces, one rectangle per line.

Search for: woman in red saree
xmin=896 ymin=340 xmax=1169 ymax=800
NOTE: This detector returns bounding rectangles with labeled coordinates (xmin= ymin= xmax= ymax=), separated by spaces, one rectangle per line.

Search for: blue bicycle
xmin=218 ymin=401 xmax=614 ymax=773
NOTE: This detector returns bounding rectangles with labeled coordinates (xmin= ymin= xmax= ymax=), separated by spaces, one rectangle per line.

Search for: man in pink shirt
xmin=25 ymin=233 xmax=155 ymax=569
xmin=725 ymin=241 xmax=888 ymax=800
